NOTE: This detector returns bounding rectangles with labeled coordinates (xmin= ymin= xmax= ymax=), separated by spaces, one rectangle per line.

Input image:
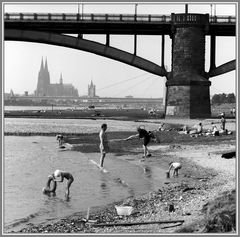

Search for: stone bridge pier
xmin=165 ymin=13 xmax=211 ymax=118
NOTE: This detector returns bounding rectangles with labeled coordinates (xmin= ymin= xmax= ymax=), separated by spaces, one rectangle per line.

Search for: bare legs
xmin=142 ymin=145 xmax=150 ymax=158
xmin=173 ymin=169 xmax=179 ymax=177
xmin=100 ymin=152 xmax=106 ymax=167
xmin=65 ymin=178 xmax=74 ymax=198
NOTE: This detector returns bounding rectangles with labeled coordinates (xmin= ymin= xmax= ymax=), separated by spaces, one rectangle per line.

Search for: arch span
xmin=209 ymin=60 xmax=236 ymax=78
xmin=5 ymin=29 xmax=168 ymax=77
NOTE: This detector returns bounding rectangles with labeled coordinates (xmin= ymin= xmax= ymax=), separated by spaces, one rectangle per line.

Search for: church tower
xmin=35 ymin=57 xmax=50 ymax=96
xmin=88 ymin=80 xmax=96 ymax=97
xmin=44 ymin=58 xmax=50 ymax=85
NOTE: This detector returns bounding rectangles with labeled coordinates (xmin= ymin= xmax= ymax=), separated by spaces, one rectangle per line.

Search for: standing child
xmin=124 ymin=126 xmax=152 ymax=159
xmin=53 ymin=169 xmax=74 ymax=198
xmin=168 ymin=162 xmax=182 ymax=177
xmin=220 ymin=113 xmax=226 ymax=131
xmin=99 ymin=123 xmax=109 ymax=168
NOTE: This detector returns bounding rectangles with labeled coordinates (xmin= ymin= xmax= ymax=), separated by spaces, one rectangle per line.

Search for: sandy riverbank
xmin=13 ymin=125 xmax=236 ymax=234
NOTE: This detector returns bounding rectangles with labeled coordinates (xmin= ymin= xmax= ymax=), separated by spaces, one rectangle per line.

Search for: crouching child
xmin=168 ymin=162 xmax=182 ymax=177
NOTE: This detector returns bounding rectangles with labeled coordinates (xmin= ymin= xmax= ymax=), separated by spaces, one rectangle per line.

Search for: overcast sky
xmin=3 ymin=3 xmax=236 ymax=98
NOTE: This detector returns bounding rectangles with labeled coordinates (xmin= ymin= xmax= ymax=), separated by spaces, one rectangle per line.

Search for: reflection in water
xmin=43 ymin=195 xmax=72 ymax=214
xmin=100 ymin=175 xmax=110 ymax=199
xmin=143 ymin=166 xmax=152 ymax=178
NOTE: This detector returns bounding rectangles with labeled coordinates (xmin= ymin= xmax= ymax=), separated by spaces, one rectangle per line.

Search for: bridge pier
xmin=165 ymin=13 xmax=211 ymax=118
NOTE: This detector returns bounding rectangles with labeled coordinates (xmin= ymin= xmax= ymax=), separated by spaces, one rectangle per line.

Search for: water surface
xmin=4 ymin=135 xmax=167 ymax=232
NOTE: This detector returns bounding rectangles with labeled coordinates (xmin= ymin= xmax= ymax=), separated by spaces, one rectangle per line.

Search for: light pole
xmin=135 ymin=3 xmax=138 ymax=16
xmin=134 ymin=3 xmax=138 ymax=55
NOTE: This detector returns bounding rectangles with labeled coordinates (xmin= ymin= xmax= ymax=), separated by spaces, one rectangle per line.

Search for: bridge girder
xmin=5 ymin=29 xmax=168 ymax=78
xmin=208 ymin=60 xmax=236 ymax=78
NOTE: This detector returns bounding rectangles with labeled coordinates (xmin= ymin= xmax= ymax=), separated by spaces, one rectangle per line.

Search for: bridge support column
xmin=209 ymin=35 xmax=216 ymax=71
xmin=165 ymin=14 xmax=211 ymax=118
xmin=134 ymin=34 xmax=137 ymax=55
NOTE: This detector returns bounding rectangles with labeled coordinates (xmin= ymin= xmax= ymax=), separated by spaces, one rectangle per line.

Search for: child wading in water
xmin=124 ymin=126 xmax=152 ymax=159
xmin=99 ymin=123 xmax=109 ymax=168
xmin=42 ymin=174 xmax=57 ymax=196
xmin=53 ymin=170 xmax=74 ymax=198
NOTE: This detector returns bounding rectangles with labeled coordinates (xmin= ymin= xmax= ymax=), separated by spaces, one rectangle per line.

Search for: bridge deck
xmin=4 ymin=13 xmax=236 ymax=36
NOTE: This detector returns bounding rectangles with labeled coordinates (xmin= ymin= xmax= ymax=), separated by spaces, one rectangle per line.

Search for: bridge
xmin=4 ymin=12 xmax=236 ymax=118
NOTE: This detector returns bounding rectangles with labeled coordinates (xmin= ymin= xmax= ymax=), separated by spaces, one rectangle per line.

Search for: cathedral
xmin=35 ymin=58 xmax=79 ymax=97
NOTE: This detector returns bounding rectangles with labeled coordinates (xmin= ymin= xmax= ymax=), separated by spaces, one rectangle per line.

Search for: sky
xmin=3 ymin=2 xmax=236 ymax=98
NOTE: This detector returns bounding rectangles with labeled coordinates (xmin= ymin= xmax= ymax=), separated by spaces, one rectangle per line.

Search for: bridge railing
xmin=4 ymin=13 xmax=235 ymax=24
xmin=171 ymin=13 xmax=209 ymax=24
xmin=3 ymin=12 xmax=170 ymax=23
xmin=209 ymin=15 xmax=236 ymax=23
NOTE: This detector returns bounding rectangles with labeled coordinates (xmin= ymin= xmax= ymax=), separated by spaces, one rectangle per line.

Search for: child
xmin=168 ymin=162 xmax=182 ymax=177
xmin=99 ymin=123 xmax=109 ymax=168
xmin=124 ymin=126 xmax=151 ymax=159
xmin=42 ymin=174 xmax=57 ymax=195
xmin=56 ymin=134 xmax=64 ymax=147
xmin=53 ymin=169 xmax=74 ymax=198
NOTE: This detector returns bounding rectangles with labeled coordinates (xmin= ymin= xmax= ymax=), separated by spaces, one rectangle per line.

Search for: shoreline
xmin=8 ymin=140 xmax=236 ymax=234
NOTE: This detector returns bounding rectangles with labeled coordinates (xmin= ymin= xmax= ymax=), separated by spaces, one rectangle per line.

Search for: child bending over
xmin=168 ymin=162 xmax=182 ymax=177
xmin=53 ymin=169 xmax=74 ymax=198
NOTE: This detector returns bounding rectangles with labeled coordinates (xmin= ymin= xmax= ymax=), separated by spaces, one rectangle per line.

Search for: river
xmin=4 ymin=118 xmax=167 ymax=232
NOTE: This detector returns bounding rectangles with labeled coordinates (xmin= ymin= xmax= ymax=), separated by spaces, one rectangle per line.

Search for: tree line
xmin=211 ymin=93 xmax=235 ymax=105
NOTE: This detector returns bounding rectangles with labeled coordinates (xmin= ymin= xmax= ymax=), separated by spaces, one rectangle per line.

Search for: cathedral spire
xmin=45 ymin=57 xmax=48 ymax=72
xmin=40 ymin=57 xmax=44 ymax=71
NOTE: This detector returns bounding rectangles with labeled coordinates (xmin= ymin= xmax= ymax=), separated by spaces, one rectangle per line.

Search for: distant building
xmin=35 ymin=58 xmax=79 ymax=97
xmin=88 ymin=80 xmax=97 ymax=98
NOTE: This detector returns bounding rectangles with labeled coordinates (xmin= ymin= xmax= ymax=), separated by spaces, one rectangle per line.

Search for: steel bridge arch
xmin=5 ymin=29 xmax=168 ymax=77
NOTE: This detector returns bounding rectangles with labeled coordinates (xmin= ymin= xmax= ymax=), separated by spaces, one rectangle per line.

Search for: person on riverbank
xmin=168 ymin=162 xmax=182 ymax=177
xmin=124 ymin=126 xmax=152 ymax=159
xmin=189 ymin=123 xmax=203 ymax=136
xmin=220 ymin=113 xmax=226 ymax=131
xmin=211 ymin=122 xmax=220 ymax=136
xmin=99 ymin=123 xmax=109 ymax=168
xmin=53 ymin=169 xmax=74 ymax=198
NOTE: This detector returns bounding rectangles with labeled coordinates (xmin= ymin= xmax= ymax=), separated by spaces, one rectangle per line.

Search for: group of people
xmin=44 ymin=123 xmax=182 ymax=198
xmin=178 ymin=112 xmax=228 ymax=137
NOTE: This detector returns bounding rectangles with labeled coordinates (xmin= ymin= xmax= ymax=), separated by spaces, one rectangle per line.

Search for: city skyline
xmin=4 ymin=3 xmax=236 ymax=98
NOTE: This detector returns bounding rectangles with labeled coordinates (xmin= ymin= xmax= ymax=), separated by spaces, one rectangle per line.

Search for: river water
xmin=3 ymin=118 xmax=167 ymax=232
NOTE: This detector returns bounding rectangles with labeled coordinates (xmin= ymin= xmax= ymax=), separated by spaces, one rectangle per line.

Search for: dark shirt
xmin=138 ymin=128 xmax=150 ymax=139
